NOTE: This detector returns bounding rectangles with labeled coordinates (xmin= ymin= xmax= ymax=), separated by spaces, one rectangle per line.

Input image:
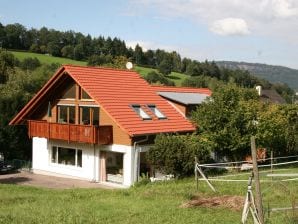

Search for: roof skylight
xmin=131 ymin=105 xmax=151 ymax=120
xmin=148 ymin=104 xmax=166 ymax=119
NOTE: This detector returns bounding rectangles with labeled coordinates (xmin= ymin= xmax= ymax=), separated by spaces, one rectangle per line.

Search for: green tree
xmin=191 ymin=84 xmax=259 ymax=160
xmin=47 ymin=41 xmax=61 ymax=56
xmin=145 ymin=71 xmax=175 ymax=86
xmin=61 ymin=45 xmax=74 ymax=58
xmin=157 ymin=55 xmax=173 ymax=76
xmin=256 ymin=103 xmax=298 ymax=155
xmin=133 ymin=44 xmax=145 ymax=65
xmin=20 ymin=57 xmax=41 ymax=71
xmin=3 ymin=23 xmax=27 ymax=49
xmin=147 ymin=134 xmax=210 ymax=177
xmin=73 ymin=44 xmax=85 ymax=60
xmin=87 ymin=54 xmax=112 ymax=66
xmin=0 ymin=50 xmax=18 ymax=83
xmin=0 ymin=63 xmax=58 ymax=160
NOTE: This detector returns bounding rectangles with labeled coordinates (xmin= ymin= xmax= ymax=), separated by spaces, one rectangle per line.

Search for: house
xmin=152 ymin=86 xmax=211 ymax=118
xmin=255 ymin=85 xmax=286 ymax=104
xmin=10 ymin=65 xmax=211 ymax=187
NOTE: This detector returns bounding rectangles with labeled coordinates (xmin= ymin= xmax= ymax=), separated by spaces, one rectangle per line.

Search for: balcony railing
xmin=28 ymin=120 xmax=112 ymax=145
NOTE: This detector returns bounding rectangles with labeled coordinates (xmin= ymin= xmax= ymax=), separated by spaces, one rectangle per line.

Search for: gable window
xmin=57 ymin=105 xmax=75 ymax=124
xmin=79 ymin=106 xmax=99 ymax=125
xmin=81 ymin=88 xmax=91 ymax=100
xmin=148 ymin=104 xmax=166 ymax=119
xmin=51 ymin=146 xmax=82 ymax=167
xmin=131 ymin=104 xmax=151 ymax=120
xmin=61 ymin=83 xmax=76 ymax=99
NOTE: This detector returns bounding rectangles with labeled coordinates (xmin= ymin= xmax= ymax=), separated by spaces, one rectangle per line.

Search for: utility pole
xmin=251 ymin=136 xmax=264 ymax=224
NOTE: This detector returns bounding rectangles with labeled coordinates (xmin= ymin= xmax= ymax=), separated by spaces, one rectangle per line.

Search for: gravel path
xmin=0 ymin=171 xmax=114 ymax=189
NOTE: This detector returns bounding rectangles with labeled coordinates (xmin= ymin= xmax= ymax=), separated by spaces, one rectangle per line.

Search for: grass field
xmin=9 ymin=50 xmax=87 ymax=66
xmin=135 ymin=66 xmax=188 ymax=86
xmin=0 ymin=167 xmax=297 ymax=224
xmin=8 ymin=50 xmax=188 ymax=86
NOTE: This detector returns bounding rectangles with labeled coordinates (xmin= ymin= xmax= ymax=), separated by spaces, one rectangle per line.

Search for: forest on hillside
xmin=0 ymin=22 xmax=295 ymax=102
xmin=217 ymin=61 xmax=298 ymax=90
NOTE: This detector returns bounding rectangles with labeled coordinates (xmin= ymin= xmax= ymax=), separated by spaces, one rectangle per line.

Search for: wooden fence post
xmin=195 ymin=157 xmax=198 ymax=190
xmin=251 ymin=136 xmax=264 ymax=224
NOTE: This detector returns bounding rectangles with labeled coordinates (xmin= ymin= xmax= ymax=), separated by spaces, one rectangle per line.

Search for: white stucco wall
xmin=32 ymin=137 xmax=48 ymax=171
xmin=32 ymin=137 xmax=99 ymax=181
xmin=32 ymin=137 xmax=135 ymax=186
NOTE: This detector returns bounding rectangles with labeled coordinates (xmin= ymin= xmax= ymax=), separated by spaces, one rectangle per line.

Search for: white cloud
xmin=125 ymin=40 xmax=177 ymax=52
xmin=125 ymin=41 xmax=151 ymax=51
xmin=128 ymin=0 xmax=298 ymax=41
xmin=126 ymin=0 xmax=298 ymax=68
xmin=272 ymin=0 xmax=298 ymax=18
xmin=210 ymin=18 xmax=250 ymax=36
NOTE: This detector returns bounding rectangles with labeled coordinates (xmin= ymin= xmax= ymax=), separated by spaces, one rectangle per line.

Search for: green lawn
xmin=134 ymin=66 xmax=188 ymax=86
xmin=0 ymin=167 xmax=297 ymax=224
xmin=9 ymin=51 xmax=188 ymax=86
xmin=9 ymin=51 xmax=87 ymax=66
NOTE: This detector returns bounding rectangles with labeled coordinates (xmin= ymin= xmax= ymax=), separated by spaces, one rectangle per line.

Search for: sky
xmin=1 ymin=0 xmax=298 ymax=69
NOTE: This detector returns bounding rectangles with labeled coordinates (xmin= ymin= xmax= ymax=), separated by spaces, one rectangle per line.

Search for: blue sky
xmin=1 ymin=0 xmax=298 ymax=69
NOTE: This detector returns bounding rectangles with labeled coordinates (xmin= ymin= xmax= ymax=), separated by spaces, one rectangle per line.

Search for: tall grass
xmin=0 ymin=167 xmax=297 ymax=224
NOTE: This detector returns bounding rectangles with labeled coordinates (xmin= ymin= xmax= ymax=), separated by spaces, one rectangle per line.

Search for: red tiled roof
xmin=10 ymin=65 xmax=195 ymax=136
xmin=151 ymin=85 xmax=212 ymax=95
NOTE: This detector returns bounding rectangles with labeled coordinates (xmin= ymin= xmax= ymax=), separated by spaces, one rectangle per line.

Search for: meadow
xmin=9 ymin=51 xmax=188 ymax=86
xmin=0 ymin=167 xmax=297 ymax=224
xmin=9 ymin=50 xmax=87 ymax=66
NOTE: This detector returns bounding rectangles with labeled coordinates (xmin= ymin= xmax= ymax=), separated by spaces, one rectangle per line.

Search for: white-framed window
xmin=131 ymin=104 xmax=151 ymax=120
xmin=147 ymin=104 xmax=166 ymax=119
xmin=51 ymin=146 xmax=82 ymax=167
xmin=57 ymin=105 xmax=75 ymax=124
xmin=79 ymin=106 xmax=99 ymax=125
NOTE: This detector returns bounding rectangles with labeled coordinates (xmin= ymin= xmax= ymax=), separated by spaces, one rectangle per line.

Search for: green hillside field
xmin=134 ymin=66 xmax=188 ymax=86
xmin=9 ymin=50 xmax=87 ymax=66
xmin=9 ymin=51 xmax=188 ymax=86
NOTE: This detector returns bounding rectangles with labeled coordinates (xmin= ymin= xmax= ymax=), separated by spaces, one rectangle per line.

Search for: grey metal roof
xmin=158 ymin=91 xmax=209 ymax=105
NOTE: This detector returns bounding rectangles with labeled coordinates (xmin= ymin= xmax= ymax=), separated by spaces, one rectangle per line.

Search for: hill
xmin=9 ymin=51 xmax=188 ymax=86
xmin=216 ymin=61 xmax=298 ymax=90
xmin=9 ymin=50 xmax=87 ymax=66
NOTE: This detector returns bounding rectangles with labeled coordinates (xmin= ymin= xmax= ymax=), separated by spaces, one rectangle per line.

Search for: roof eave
xmin=9 ymin=66 xmax=66 ymax=125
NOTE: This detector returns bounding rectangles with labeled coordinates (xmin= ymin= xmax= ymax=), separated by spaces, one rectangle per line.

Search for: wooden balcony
xmin=28 ymin=120 xmax=112 ymax=145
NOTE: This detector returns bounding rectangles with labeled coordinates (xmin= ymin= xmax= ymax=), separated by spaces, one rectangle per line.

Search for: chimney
xmin=256 ymin=85 xmax=262 ymax=96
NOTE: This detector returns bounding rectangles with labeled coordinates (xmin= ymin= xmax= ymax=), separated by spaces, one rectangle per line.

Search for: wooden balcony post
xmin=28 ymin=120 xmax=31 ymax=138
xmin=68 ymin=123 xmax=70 ymax=143
xmin=48 ymin=122 xmax=50 ymax=139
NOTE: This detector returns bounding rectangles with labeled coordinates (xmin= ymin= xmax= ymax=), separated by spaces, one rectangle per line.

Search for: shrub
xmin=147 ymin=134 xmax=210 ymax=177
xmin=20 ymin=57 xmax=41 ymax=71
xmin=145 ymin=71 xmax=175 ymax=86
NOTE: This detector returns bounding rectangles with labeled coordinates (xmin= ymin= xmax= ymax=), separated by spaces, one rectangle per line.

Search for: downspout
xmin=133 ymin=135 xmax=149 ymax=183
xmin=93 ymin=144 xmax=96 ymax=182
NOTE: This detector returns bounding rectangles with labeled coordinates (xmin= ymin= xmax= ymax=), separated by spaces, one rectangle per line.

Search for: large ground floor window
xmin=51 ymin=146 xmax=82 ymax=167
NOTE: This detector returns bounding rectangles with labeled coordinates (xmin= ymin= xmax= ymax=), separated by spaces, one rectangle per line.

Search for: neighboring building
xmin=256 ymin=85 xmax=286 ymax=104
xmin=151 ymin=86 xmax=211 ymax=118
xmin=10 ymin=65 xmax=210 ymax=187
